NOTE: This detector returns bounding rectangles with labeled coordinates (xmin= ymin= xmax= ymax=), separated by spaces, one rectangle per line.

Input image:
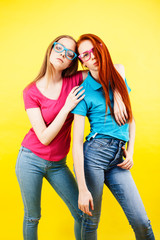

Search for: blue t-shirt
xmin=71 ymin=72 xmax=131 ymax=142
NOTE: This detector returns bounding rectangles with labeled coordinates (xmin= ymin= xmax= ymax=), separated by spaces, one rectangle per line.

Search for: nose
xmin=91 ymin=51 xmax=95 ymax=59
xmin=60 ymin=50 xmax=66 ymax=58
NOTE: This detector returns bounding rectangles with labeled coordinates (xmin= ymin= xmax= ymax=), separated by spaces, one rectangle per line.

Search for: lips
xmin=56 ymin=58 xmax=64 ymax=63
xmin=93 ymin=61 xmax=98 ymax=66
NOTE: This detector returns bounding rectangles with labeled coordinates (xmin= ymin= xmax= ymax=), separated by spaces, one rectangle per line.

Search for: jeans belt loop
xmin=92 ymin=133 xmax=98 ymax=139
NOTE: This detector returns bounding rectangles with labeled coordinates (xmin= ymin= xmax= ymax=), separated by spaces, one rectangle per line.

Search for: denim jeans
xmin=81 ymin=138 xmax=155 ymax=240
xmin=15 ymin=146 xmax=82 ymax=240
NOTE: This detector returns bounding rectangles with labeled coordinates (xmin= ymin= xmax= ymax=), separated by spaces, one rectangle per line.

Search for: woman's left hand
xmin=117 ymin=147 xmax=134 ymax=170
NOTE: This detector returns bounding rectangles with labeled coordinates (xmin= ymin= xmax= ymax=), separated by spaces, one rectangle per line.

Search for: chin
xmin=52 ymin=61 xmax=63 ymax=67
xmin=93 ymin=66 xmax=99 ymax=71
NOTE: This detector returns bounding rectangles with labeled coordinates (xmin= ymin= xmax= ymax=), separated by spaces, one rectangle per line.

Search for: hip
xmin=83 ymin=138 xmax=126 ymax=170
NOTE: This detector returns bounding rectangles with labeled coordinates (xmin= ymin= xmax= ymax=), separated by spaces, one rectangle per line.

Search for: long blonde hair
xmin=28 ymin=35 xmax=78 ymax=87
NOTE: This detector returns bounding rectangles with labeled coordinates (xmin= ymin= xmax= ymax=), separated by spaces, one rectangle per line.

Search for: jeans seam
xmin=84 ymin=140 xmax=93 ymax=154
xmin=16 ymin=151 xmax=29 ymax=239
xmin=114 ymin=141 xmax=123 ymax=161
xmin=81 ymin=219 xmax=86 ymax=239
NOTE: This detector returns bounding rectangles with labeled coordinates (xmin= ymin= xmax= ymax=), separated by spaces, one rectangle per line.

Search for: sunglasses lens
xmin=53 ymin=42 xmax=76 ymax=60
xmin=80 ymin=52 xmax=90 ymax=62
xmin=79 ymin=48 xmax=95 ymax=62
xmin=54 ymin=43 xmax=63 ymax=52
xmin=66 ymin=50 xmax=75 ymax=60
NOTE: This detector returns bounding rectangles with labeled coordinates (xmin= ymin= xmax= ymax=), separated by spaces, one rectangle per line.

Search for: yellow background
xmin=0 ymin=0 xmax=160 ymax=239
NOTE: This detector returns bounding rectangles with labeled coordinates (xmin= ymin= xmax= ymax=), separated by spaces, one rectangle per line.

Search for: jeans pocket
xmin=15 ymin=148 xmax=22 ymax=175
xmin=109 ymin=156 xmax=123 ymax=168
xmin=88 ymin=138 xmax=112 ymax=149
xmin=21 ymin=146 xmax=33 ymax=154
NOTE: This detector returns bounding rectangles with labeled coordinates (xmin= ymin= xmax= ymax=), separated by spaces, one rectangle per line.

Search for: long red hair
xmin=77 ymin=34 xmax=133 ymax=122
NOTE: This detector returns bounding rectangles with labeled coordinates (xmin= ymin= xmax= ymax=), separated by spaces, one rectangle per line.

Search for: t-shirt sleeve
xmin=71 ymin=98 xmax=88 ymax=116
xmin=74 ymin=71 xmax=83 ymax=85
xmin=125 ymin=78 xmax=131 ymax=93
xmin=23 ymin=87 xmax=40 ymax=110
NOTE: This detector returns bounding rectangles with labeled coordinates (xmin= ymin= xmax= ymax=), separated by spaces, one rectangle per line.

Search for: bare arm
xmin=117 ymin=117 xmax=136 ymax=170
xmin=26 ymin=86 xmax=85 ymax=146
xmin=127 ymin=117 xmax=136 ymax=155
xmin=72 ymin=114 xmax=94 ymax=216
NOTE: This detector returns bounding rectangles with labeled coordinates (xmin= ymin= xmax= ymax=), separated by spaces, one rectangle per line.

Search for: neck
xmin=52 ymin=70 xmax=62 ymax=82
xmin=90 ymin=70 xmax=99 ymax=82
xmin=44 ymin=69 xmax=63 ymax=86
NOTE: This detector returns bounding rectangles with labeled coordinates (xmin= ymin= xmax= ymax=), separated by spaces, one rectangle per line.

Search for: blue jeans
xmin=81 ymin=138 xmax=155 ymax=240
xmin=15 ymin=146 xmax=82 ymax=240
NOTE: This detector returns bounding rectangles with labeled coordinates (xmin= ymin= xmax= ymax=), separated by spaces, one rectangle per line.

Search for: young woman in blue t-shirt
xmin=72 ymin=34 xmax=155 ymax=240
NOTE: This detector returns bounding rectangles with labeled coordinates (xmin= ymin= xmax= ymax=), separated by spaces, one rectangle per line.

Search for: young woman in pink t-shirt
xmin=15 ymin=35 xmax=127 ymax=240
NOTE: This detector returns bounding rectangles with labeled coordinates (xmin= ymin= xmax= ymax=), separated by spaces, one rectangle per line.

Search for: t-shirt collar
xmin=87 ymin=72 xmax=102 ymax=90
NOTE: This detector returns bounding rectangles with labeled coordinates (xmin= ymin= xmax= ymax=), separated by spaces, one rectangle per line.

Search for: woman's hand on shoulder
xmin=63 ymin=86 xmax=85 ymax=112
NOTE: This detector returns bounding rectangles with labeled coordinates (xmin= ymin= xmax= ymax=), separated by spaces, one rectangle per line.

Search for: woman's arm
xmin=127 ymin=117 xmax=136 ymax=155
xmin=117 ymin=117 xmax=136 ymax=170
xmin=72 ymin=114 xmax=94 ymax=216
xmin=26 ymin=86 xmax=85 ymax=146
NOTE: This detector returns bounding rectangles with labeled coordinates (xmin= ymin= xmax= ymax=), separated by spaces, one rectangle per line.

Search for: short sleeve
xmin=23 ymin=87 xmax=40 ymax=110
xmin=71 ymin=98 xmax=88 ymax=116
xmin=74 ymin=71 xmax=83 ymax=86
xmin=125 ymin=78 xmax=131 ymax=93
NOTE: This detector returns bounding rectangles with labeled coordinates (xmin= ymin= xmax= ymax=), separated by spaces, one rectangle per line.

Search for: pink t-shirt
xmin=21 ymin=71 xmax=83 ymax=161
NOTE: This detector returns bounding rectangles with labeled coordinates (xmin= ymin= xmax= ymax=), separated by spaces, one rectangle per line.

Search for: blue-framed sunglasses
xmin=52 ymin=42 xmax=77 ymax=60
